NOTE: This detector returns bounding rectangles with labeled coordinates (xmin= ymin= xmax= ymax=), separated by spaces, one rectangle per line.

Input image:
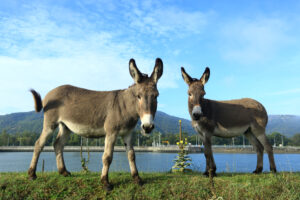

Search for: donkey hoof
xmin=203 ymin=171 xmax=217 ymax=177
xmin=252 ymin=170 xmax=262 ymax=174
xmin=28 ymin=169 xmax=37 ymax=180
xmin=103 ymin=184 xmax=114 ymax=191
xmin=271 ymin=168 xmax=277 ymax=173
xmin=28 ymin=175 xmax=37 ymax=180
xmin=253 ymin=167 xmax=263 ymax=174
xmin=59 ymin=168 xmax=71 ymax=177
xmin=134 ymin=177 xmax=144 ymax=186
xmin=203 ymin=171 xmax=209 ymax=177
xmin=61 ymin=171 xmax=71 ymax=177
xmin=137 ymin=180 xmax=144 ymax=186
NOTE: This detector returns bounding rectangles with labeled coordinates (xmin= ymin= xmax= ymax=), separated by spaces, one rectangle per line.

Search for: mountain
xmin=0 ymin=111 xmax=43 ymax=134
xmin=0 ymin=111 xmax=300 ymax=137
xmin=266 ymin=115 xmax=300 ymax=137
xmin=152 ymin=111 xmax=196 ymax=134
xmin=0 ymin=111 xmax=196 ymax=135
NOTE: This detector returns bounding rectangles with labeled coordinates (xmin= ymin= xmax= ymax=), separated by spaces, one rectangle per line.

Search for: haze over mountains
xmin=0 ymin=111 xmax=300 ymax=137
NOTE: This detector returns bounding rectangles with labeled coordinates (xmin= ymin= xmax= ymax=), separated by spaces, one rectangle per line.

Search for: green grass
xmin=0 ymin=172 xmax=300 ymax=200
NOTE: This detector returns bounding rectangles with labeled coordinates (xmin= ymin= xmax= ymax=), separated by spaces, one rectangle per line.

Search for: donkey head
xmin=181 ymin=67 xmax=210 ymax=121
xmin=129 ymin=58 xmax=163 ymax=135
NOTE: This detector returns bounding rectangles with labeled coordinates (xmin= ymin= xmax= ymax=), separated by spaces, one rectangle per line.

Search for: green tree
xmin=289 ymin=133 xmax=300 ymax=146
xmin=267 ymin=132 xmax=290 ymax=146
xmin=0 ymin=130 xmax=9 ymax=146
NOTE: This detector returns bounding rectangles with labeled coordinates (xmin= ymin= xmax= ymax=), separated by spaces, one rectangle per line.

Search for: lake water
xmin=0 ymin=152 xmax=300 ymax=173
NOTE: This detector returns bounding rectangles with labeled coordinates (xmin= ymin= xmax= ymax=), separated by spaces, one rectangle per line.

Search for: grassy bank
xmin=0 ymin=172 xmax=299 ymax=200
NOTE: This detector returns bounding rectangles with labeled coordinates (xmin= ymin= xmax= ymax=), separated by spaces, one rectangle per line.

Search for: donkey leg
xmin=210 ymin=155 xmax=217 ymax=175
xmin=255 ymin=132 xmax=277 ymax=173
xmin=123 ymin=133 xmax=143 ymax=186
xmin=28 ymin=124 xmax=56 ymax=180
xmin=54 ymin=124 xmax=71 ymax=177
xmin=203 ymin=137 xmax=217 ymax=177
xmin=244 ymin=131 xmax=264 ymax=174
xmin=101 ymin=133 xmax=117 ymax=191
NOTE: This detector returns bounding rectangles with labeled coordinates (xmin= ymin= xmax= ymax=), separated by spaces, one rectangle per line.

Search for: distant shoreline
xmin=1 ymin=145 xmax=300 ymax=153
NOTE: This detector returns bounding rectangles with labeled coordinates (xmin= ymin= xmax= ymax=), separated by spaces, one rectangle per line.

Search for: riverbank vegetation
xmin=1 ymin=129 xmax=300 ymax=147
xmin=0 ymin=172 xmax=299 ymax=199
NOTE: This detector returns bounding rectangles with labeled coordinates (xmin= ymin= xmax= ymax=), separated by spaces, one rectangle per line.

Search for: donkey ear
xmin=150 ymin=58 xmax=163 ymax=83
xmin=129 ymin=58 xmax=142 ymax=83
xmin=181 ymin=67 xmax=193 ymax=85
xmin=200 ymin=67 xmax=210 ymax=85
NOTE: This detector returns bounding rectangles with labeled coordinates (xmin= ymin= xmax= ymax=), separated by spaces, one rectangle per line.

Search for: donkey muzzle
xmin=192 ymin=105 xmax=202 ymax=120
xmin=141 ymin=114 xmax=154 ymax=134
xmin=142 ymin=124 xmax=155 ymax=134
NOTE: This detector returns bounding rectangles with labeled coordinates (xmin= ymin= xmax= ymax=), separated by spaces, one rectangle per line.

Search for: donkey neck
xmin=200 ymin=98 xmax=211 ymax=117
xmin=191 ymin=99 xmax=215 ymax=133
xmin=116 ymin=85 xmax=139 ymax=121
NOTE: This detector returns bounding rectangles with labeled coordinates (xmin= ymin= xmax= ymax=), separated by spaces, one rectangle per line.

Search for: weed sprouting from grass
xmin=80 ymin=139 xmax=90 ymax=173
xmin=172 ymin=138 xmax=192 ymax=172
xmin=285 ymin=154 xmax=293 ymax=173
xmin=225 ymin=162 xmax=230 ymax=172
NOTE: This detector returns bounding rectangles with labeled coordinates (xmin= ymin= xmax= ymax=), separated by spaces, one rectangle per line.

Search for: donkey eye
xmin=137 ymin=95 xmax=141 ymax=99
xmin=188 ymin=93 xmax=192 ymax=97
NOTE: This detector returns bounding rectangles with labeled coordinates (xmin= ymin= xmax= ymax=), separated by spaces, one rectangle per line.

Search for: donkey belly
xmin=213 ymin=124 xmax=249 ymax=138
xmin=62 ymin=120 xmax=106 ymax=138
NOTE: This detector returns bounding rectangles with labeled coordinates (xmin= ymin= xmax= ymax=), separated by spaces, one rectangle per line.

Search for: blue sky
xmin=0 ymin=0 xmax=300 ymax=119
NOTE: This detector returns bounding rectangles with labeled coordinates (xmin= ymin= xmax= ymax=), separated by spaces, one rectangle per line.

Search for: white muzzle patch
xmin=141 ymin=114 xmax=153 ymax=126
xmin=192 ymin=105 xmax=202 ymax=115
xmin=140 ymin=114 xmax=154 ymax=136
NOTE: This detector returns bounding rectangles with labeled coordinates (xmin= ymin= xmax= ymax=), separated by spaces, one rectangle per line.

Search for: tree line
xmin=1 ymin=129 xmax=300 ymax=147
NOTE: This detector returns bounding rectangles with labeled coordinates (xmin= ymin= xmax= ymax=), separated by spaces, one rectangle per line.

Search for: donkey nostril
xmin=193 ymin=113 xmax=200 ymax=120
xmin=150 ymin=124 xmax=154 ymax=130
xmin=142 ymin=124 xmax=154 ymax=133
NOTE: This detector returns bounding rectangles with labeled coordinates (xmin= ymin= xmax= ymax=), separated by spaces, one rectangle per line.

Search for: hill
xmin=0 ymin=111 xmax=196 ymax=135
xmin=1 ymin=111 xmax=300 ymax=137
xmin=0 ymin=111 xmax=43 ymax=134
xmin=266 ymin=115 xmax=300 ymax=137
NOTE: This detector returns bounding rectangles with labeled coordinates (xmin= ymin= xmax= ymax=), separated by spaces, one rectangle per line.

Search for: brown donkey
xmin=181 ymin=67 xmax=276 ymax=176
xmin=28 ymin=58 xmax=163 ymax=190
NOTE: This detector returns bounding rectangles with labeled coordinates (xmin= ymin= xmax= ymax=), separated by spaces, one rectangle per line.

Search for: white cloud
xmin=127 ymin=5 xmax=210 ymax=37
xmin=0 ymin=2 xmax=185 ymax=114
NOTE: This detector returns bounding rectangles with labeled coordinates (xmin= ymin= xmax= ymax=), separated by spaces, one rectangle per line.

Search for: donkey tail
xmin=30 ymin=89 xmax=43 ymax=112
